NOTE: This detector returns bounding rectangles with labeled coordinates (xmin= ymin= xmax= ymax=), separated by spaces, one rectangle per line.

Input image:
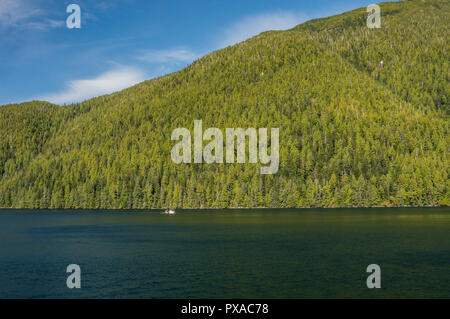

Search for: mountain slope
xmin=0 ymin=0 xmax=448 ymax=208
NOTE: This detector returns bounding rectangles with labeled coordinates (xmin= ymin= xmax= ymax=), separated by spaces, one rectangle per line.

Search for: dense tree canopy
xmin=0 ymin=0 xmax=448 ymax=209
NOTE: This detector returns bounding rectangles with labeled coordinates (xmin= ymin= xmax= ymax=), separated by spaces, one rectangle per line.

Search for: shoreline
xmin=0 ymin=205 xmax=447 ymax=211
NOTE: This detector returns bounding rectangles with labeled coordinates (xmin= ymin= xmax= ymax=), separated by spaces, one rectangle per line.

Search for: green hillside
xmin=0 ymin=0 xmax=448 ymax=209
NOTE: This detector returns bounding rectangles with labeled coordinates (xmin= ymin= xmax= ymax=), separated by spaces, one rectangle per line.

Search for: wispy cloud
xmin=0 ymin=0 xmax=36 ymax=27
xmin=38 ymin=67 xmax=146 ymax=105
xmin=0 ymin=0 xmax=65 ymax=30
xmin=95 ymin=1 xmax=120 ymax=10
xmin=136 ymin=48 xmax=200 ymax=64
xmin=219 ymin=10 xmax=308 ymax=48
xmin=25 ymin=18 xmax=64 ymax=30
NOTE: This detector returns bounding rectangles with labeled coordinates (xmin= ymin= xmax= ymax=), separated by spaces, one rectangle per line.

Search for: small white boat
xmin=163 ymin=209 xmax=176 ymax=215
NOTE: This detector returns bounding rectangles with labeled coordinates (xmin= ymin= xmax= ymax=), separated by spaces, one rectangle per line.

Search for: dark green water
xmin=0 ymin=208 xmax=448 ymax=298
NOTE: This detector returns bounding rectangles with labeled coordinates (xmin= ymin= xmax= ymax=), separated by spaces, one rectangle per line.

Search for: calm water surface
xmin=0 ymin=208 xmax=449 ymax=298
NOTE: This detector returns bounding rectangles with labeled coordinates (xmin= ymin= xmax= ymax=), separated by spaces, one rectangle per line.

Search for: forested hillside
xmin=0 ymin=0 xmax=448 ymax=209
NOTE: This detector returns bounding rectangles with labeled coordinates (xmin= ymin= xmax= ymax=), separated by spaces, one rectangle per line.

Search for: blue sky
xmin=0 ymin=0 xmax=381 ymax=105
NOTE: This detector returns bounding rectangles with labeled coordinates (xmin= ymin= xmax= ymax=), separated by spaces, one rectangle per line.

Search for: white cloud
xmin=26 ymin=18 xmax=64 ymax=30
xmin=220 ymin=11 xmax=308 ymax=48
xmin=38 ymin=67 xmax=146 ymax=105
xmin=95 ymin=1 xmax=119 ymax=10
xmin=0 ymin=0 xmax=34 ymax=27
xmin=0 ymin=0 xmax=63 ymax=30
xmin=136 ymin=48 xmax=200 ymax=64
